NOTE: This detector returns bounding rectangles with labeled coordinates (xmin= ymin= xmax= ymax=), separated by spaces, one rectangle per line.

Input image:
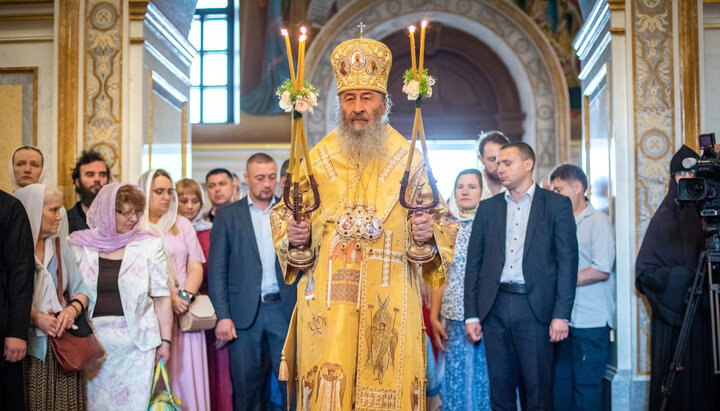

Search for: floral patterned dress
xmin=73 ymin=237 xmax=170 ymax=411
xmin=439 ymin=219 xmax=491 ymax=410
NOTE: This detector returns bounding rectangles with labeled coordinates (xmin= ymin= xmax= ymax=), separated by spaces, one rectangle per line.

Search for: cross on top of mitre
xmin=357 ymin=22 xmax=366 ymax=38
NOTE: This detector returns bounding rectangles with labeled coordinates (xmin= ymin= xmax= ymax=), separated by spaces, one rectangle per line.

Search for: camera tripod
xmin=659 ymin=233 xmax=720 ymax=411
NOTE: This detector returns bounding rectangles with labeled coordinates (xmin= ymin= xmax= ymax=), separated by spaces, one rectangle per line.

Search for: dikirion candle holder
xmin=399 ymin=20 xmax=441 ymax=264
xmin=277 ymin=26 xmax=321 ymax=269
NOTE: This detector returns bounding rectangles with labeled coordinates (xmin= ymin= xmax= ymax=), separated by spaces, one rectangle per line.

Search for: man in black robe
xmin=0 ymin=188 xmax=35 ymax=409
xmin=636 ymin=144 xmax=720 ymax=410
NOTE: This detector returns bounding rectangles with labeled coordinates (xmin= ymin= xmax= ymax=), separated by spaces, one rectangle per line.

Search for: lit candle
xmin=281 ymin=28 xmax=296 ymax=86
xmin=408 ymin=25 xmax=417 ymax=79
xmin=297 ymin=32 xmax=307 ymax=90
xmin=419 ymin=20 xmax=427 ymax=73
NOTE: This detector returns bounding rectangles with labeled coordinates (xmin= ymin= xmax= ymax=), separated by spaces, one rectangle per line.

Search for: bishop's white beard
xmin=336 ymin=113 xmax=389 ymax=165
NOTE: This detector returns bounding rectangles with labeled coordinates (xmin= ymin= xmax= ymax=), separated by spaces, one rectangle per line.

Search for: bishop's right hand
xmin=287 ymin=219 xmax=310 ymax=246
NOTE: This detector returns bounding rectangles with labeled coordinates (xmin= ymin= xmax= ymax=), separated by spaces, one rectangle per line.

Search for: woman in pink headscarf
xmin=69 ymin=182 xmax=173 ymax=411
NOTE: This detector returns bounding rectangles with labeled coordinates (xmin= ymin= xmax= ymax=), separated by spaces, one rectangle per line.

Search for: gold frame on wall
xmin=0 ymin=67 xmax=38 ymax=146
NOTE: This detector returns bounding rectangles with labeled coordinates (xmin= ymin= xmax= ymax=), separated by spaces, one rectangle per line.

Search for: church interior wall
xmin=7 ymin=1 xmax=717 ymax=407
xmin=0 ymin=12 xmax=56 ymax=194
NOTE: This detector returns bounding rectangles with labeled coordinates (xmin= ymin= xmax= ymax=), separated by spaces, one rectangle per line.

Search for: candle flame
xmin=409 ymin=25 xmax=416 ymax=33
xmin=421 ymin=20 xmax=428 ymax=28
xmin=299 ymin=34 xmax=307 ymax=42
xmin=281 ymin=28 xmax=288 ymax=36
xmin=300 ymin=26 xmax=308 ymax=34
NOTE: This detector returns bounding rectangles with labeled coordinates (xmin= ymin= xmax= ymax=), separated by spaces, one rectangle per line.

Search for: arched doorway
xmin=303 ymin=0 xmax=570 ymax=178
xmin=382 ymin=24 xmax=525 ymax=141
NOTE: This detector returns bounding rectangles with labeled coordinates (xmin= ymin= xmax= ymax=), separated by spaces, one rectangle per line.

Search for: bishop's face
xmin=339 ymin=90 xmax=386 ymax=134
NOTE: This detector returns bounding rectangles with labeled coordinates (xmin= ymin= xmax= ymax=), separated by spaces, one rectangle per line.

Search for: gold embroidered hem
xmin=271 ymin=126 xmax=457 ymax=410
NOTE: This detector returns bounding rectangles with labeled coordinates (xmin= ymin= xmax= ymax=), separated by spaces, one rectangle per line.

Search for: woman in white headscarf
xmin=430 ymin=169 xmax=491 ymax=410
xmin=13 ymin=183 xmax=92 ymax=410
xmin=139 ymin=169 xmax=210 ymax=411
xmin=9 ymin=145 xmax=70 ymax=238
xmin=8 ymin=146 xmax=47 ymax=191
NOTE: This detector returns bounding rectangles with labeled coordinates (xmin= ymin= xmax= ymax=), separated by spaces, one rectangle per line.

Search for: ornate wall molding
xmin=144 ymin=2 xmax=195 ymax=68
xmin=607 ymin=0 xmax=626 ymax=11
xmin=632 ymin=0 xmax=674 ymax=375
xmin=302 ymin=0 xmax=570 ymax=178
xmin=84 ymin=0 xmax=123 ymax=181
xmin=128 ymin=0 xmax=149 ymax=22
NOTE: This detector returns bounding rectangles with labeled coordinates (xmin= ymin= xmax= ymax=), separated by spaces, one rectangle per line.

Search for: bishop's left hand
xmin=411 ymin=212 xmax=433 ymax=243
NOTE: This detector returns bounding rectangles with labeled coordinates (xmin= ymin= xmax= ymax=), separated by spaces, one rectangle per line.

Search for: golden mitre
xmin=331 ymin=36 xmax=392 ymax=95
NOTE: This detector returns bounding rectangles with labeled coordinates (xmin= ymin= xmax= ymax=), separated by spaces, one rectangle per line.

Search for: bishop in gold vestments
xmin=271 ymin=35 xmax=457 ymax=411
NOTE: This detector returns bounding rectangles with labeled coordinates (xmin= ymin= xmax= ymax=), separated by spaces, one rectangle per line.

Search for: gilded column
xmin=58 ymin=0 xmax=80 ymax=208
xmin=678 ymin=0 xmax=701 ymax=151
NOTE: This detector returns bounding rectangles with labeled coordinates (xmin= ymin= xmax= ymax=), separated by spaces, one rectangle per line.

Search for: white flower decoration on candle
xmin=402 ymin=68 xmax=435 ymax=101
xmin=275 ymin=79 xmax=319 ymax=114
xmin=295 ymin=98 xmax=310 ymax=113
xmin=402 ymin=80 xmax=420 ymax=100
xmin=279 ymin=90 xmax=293 ymax=112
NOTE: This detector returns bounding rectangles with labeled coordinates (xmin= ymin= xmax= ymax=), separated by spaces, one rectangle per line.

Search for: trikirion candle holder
xmin=399 ymin=20 xmax=440 ymax=265
xmin=277 ymin=26 xmax=320 ymax=269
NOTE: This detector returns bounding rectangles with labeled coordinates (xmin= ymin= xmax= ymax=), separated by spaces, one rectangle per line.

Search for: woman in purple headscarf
xmin=69 ymin=182 xmax=173 ymax=411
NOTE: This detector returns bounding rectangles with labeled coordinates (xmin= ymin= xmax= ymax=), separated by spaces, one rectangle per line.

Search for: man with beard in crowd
xmin=67 ymin=150 xmax=110 ymax=233
xmin=271 ymin=35 xmax=456 ymax=409
xmin=477 ymin=131 xmax=510 ymax=199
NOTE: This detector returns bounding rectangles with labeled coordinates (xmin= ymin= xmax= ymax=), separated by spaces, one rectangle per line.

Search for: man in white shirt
xmin=550 ymin=164 xmax=615 ymax=411
xmin=464 ymin=142 xmax=578 ymax=410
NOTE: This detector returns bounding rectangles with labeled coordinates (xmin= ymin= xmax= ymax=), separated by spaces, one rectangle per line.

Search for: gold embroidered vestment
xmin=271 ymin=126 xmax=456 ymax=410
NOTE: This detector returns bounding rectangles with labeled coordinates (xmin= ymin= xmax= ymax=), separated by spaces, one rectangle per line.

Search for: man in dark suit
xmin=464 ymin=142 xmax=578 ymax=410
xmin=209 ymin=153 xmax=297 ymax=410
xmin=0 ymin=189 xmax=35 ymax=410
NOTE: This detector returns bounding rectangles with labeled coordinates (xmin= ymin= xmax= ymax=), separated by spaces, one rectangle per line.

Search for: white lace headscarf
xmin=138 ymin=169 xmax=179 ymax=288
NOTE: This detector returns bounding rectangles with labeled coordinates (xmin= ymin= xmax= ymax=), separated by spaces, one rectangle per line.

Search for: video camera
xmin=677 ymin=133 xmax=720 ymax=230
